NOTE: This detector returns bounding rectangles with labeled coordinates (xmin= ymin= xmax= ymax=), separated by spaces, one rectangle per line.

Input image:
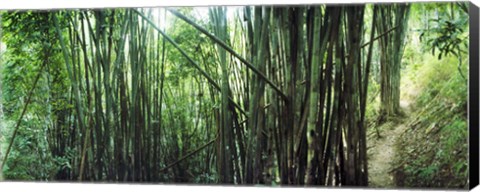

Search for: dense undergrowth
xmin=393 ymin=54 xmax=468 ymax=189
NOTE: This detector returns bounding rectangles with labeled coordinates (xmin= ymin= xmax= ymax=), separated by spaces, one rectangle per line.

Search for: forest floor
xmin=367 ymin=100 xmax=412 ymax=188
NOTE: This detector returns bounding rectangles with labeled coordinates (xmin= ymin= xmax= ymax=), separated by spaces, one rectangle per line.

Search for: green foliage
xmin=440 ymin=117 xmax=467 ymax=159
xmin=2 ymin=119 xmax=58 ymax=180
xmin=395 ymin=51 xmax=467 ymax=188
xmin=0 ymin=3 xmax=471 ymax=187
xmin=417 ymin=3 xmax=468 ymax=60
xmin=194 ymin=172 xmax=216 ymax=183
xmin=365 ymin=77 xmax=380 ymax=120
xmin=165 ymin=8 xmax=213 ymax=87
xmin=402 ymin=53 xmax=466 ymax=110
xmin=393 ymin=7 xmax=468 ymax=185
xmin=399 ymin=111 xmax=468 ymax=188
xmin=1 ymin=11 xmax=67 ymax=181
xmin=419 ymin=17 xmax=468 ymax=60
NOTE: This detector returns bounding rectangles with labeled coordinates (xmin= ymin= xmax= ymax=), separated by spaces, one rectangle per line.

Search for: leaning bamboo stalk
xmin=159 ymin=135 xmax=218 ymax=173
xmin=0 ymin=61 xmax=47 ymax=171
xmin=165 ymin=9 xmax=288 ymax=101
xmin=360 ymin=25 xmax=398 ymax=49
xmin=133 ymin=9 xmax=246 ymax=116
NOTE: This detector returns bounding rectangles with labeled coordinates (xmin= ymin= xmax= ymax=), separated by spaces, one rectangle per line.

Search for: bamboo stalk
xmin=0 ymin=61 xmax=47 ymax=171
xmin=159 ymin=136 xmax=218 ymax=173
xmin=133 ymin=9 xmax=246 ymax=116
xmin=165 ymin=9 xmax=288 ymax=101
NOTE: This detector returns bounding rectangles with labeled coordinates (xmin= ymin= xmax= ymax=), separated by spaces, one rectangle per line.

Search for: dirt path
xmin=367 ymin=100 xmax=411 ymax=188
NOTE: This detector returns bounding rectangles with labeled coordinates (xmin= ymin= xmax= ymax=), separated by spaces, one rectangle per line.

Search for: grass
xmin=392 ymin=54 xmax=468 ymax=189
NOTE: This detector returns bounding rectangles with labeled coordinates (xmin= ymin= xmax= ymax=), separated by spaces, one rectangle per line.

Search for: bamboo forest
xmin=0 ymin=2 xmax=470 ymax=189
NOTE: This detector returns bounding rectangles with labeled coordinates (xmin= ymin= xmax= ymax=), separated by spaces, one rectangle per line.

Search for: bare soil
xmin=367 ymin=100 xmax=411 ymax=188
